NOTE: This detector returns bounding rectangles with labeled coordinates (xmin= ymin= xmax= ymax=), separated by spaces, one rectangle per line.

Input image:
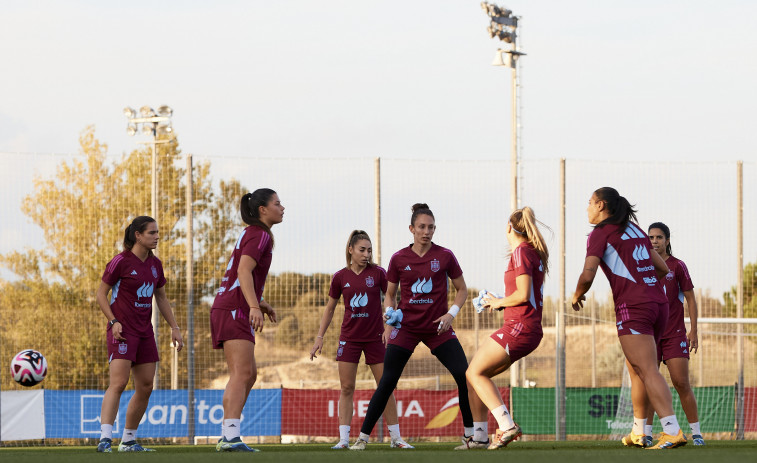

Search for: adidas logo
xmin=344 ymin=283 xmax=351 ymax=288
xmin=621 ymin=223 xmax=644 ymax=240
xmin=229 ymin=424 xmax=237 ymax=428
xmin=664 ymin=421 xmax=671 ymax=426
xmin=404 ymin=266 xmax=411 ymax=271
xmin=131 ymin=270 xmax=137 ymax=275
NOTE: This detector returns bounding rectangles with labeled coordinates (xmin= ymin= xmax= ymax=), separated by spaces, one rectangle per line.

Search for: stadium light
xmin=123 ymin=104 xmax=175 ymax=389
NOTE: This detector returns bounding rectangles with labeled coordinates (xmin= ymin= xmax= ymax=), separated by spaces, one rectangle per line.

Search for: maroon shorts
xmin=490 ymin=322 xmax=543 ymax=362
xmin=210 ymin=308 xmax=255 ymax=349
xmin=615 ymin=302 xmax=668 ymax=342
xmin=336 ymin=339 xmax=386 ymax=364
xmin=386 ymin=327 xmax=458 ymax=353
xmin=107 ymin=330 xmax=159 ymax=365
xmin=657 ymin=333 xmax=690 ymax=363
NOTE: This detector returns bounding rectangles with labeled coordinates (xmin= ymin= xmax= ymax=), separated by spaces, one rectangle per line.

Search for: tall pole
xmin=510 ymin=54 xmax=518 ymax=212
xmin=555 ymin=158 xmax=566 ymax=440
xmin=151 ymin=135 xmax=160 ymax=389
xmin=186 ymin=153 xmax=195 ymax=442
xmin=736 ymin=161 xmax=744 ymax=440
xmin=374 ymin=157 xmax=381 ymax=267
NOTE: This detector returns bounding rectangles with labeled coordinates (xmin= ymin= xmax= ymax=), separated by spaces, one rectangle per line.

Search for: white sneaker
xmin=390 ymin=438 xmax=414 ymax=449
xmin=454 ymin=435 xmax=490 ymax=450
xmin=350 ymin=438 xmax=367 ymax=450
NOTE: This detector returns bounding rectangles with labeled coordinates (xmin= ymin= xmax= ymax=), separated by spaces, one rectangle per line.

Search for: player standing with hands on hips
xmin=351 ymin=203 xmax=478 ymax=450
xmin=644 ymin=222 xmax=704 ymax=446
xmin=466 ymin=207 xmax=550 ymax=449
xmin=572 ymin=187 xmax=686 ymax=449
xmin=211 ymin=189 xmax=283 ymax=452
xmin=96 ymin=216 xmax=184 ymax=452
xmin=310 ymin=230 xmax=411 ymax=449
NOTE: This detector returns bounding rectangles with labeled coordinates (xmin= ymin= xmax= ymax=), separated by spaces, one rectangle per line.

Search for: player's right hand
xmin=112 ymin=322 xmax=126 ymax=342
xmin=310 ymin=338 xmax=323 ymax=360
xmin=571 ymin=293 xmax=585 ymax=311
xmin=250 ymin=307 xmax=264 ymax=332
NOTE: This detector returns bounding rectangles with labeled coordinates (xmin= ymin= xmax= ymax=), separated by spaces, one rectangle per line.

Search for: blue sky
xmin=2 ymin=1 xmax=755 ymax=161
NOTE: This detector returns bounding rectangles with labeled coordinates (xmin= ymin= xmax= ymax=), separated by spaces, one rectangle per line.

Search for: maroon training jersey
xmin=660 ymin=255 xmax=694 ymax=339
xmin=503 ymin=242 xmax=545 ymax=334
xmin=102 ymin=250 xmax=166 ymax=338
xmin=586 ymin=222 xmax=667 ymax=309
xmin=386 ymin=243 xmax=463 ymax=334
xmin=212 ymin=225 xmax=273 ymax=315
xmin=328 ymin=265 xmax=388 ymax=342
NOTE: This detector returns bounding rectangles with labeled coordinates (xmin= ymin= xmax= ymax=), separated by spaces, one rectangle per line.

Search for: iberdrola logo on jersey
xmin=425 ymin=397 xmax=460 ymax=429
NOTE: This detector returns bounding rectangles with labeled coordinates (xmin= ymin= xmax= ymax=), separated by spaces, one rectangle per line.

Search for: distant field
xmin=1 ymin=441 xmax=756 ymax=463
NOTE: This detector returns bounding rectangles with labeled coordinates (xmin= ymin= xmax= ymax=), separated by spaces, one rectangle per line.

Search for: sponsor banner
xmin=513 ymin=386 xmax=735 ymax=434
xmin=744 ymin=387 xmax=756 ymax=432
xmin=281 ymin=388 xmax=509 ymax=437
xmin=44 ymin=389 xmax=281 ymax=438
xmin=1 ymin=390 xmax=45 ymax=441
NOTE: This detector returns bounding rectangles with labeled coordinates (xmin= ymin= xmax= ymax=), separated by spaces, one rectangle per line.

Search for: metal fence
xmin=1 ymin=141 xmax=754 ymax=443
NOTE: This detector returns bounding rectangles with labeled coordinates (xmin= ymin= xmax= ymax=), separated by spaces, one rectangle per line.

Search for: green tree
xmin=0 ymin=126 xmax=243 ymax=389
xmin=723 ymin=261 xmax=757 ymax=335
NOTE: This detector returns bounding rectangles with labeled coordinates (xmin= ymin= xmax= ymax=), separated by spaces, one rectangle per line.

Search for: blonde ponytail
xmin=510 ymin=207 xmax=550 ymax=274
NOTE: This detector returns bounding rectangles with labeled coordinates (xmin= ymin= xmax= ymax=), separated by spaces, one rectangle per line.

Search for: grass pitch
xmin=1 ymin=441 xmax=755 ymax=463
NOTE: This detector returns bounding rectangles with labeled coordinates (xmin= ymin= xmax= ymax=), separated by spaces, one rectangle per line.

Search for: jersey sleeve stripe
xmin=106 ymin=254 xmax=123 ymax=274
xmin=257 ymin=232 xmax=270 ymax=250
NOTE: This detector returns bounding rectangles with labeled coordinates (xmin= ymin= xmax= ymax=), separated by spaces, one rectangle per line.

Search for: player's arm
xmin=485 ymin=274 xmax=532 ymax=310
xmin=310 ymin=296 xmax=339 ymax=360
xmin=572 ymin=256 xmax=600 ymax=311
xmin=96 ymin=280 xmax=125 ymax=341
xmin=434 ymin=275 xmax=467 ymax=333
xmin=383 ymin=281 xmax=398 ymax=312
xmin=238 ymin=254 xmax=264 ymax=332
xmin=155 ymin=285 xmax=184 ymax=351
xmin=650 ymin=249 xmax=670 ymax=279
xmin=683 ymin=289 xmax=699 ymax=353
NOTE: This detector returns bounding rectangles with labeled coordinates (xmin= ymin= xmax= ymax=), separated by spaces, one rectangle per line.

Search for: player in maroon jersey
xmin=95 ymin=216 xmax=183 ymax=453
xmin=310 ymin=230 xmax=411 ymax=449
xmin=211 ymin=189 xmax=283 ymax=452
xmin=643 ymin=222 xmax=703 ymax=445
xmin=350 ymin=203 xmax=475 ymax=450
xmin=466 ymin=207 xmax=550 ymax=450
xmin=571 ymin=187 xmax=686 ymax=449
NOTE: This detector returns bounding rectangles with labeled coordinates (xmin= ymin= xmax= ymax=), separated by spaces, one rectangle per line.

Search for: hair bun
xmin=411 ymin=203 xmax=430 ymax=213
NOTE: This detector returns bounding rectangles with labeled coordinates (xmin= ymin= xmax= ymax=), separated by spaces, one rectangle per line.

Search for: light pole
xmin=124 ymin=105 xmax=174 ymax=388
xmin=482 ymin=2 xmax=525 ymax=212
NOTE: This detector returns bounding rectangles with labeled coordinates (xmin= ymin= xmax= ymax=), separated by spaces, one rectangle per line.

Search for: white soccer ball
xmin=10 ymin=349 xmax=48 ymax=387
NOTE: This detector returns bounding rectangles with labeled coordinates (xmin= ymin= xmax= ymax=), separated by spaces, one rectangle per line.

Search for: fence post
xmin=736 ymin=161 xmax=744 ymax=440
xmin=186 ymin=153 xmax=195 ymax=443
xmin=556 ymin=158 xmax=566 ymax=440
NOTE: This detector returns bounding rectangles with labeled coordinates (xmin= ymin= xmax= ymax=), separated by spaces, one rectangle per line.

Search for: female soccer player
xmin=96 ymin=216 xmax=184 ymax=453
xmin=571 ymin=187 xmax=686 ymax=449
xmin=466 ymin=207 xmax=549 ymax=450
xmin=350 ymin=203 xmax=476 ymax=450
xmin=644 ymin=222 xmax=703 ymax=445
xmin=309 ymin=230 xmax=411 ymax=449
xmin=211 ymin=189 xmax=283 ymax=452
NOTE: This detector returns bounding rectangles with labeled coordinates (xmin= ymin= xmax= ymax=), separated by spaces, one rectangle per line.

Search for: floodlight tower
xmin=481 ymin=2 xmax=525 ymax=212
xmin=123 ymin=105 xmax=174 ymax=388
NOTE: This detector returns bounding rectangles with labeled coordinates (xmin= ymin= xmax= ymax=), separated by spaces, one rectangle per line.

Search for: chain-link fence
xmin=1 ymin=134 xmax=754 ymax=443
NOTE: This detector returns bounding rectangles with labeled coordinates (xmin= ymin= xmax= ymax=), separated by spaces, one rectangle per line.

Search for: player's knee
xmin=340 ymin=382 xmax=356 ymax=397
xmin=671 ymin=376 xmax=692 ymax=393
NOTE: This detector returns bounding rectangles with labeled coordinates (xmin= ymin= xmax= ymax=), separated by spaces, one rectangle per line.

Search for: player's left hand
xmin=261 ymin=301 xmax=277 ymax=323
xmin=688 ymin=330 xmax=698 ymax=354
xmin=434 ymin=313 xmax=454 ymax=334
xmin=571 ymin=293 xmax=585 ymax=311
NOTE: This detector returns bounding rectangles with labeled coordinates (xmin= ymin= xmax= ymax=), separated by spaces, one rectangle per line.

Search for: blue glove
xmin=385 ymin=307 xmax=403 ymax=329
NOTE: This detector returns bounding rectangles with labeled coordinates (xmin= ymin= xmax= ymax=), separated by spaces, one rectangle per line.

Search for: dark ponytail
xmin=123 ymin=216 xmax=156 ymax=255
xmin=240 ymin=188 xmax=277 ymax=246
xmin=345 ymin=230 xmax=373 ymax=268
xmin=410 ymin=203 xmax=434 ymax=226
xmin=648 ymin=221 xmax=673 ymax=256
xmin=594 ymin=187 xmax=638 ymax=232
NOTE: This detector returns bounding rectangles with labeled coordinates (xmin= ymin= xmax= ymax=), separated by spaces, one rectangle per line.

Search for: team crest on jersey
xmin=430 ymin=259 xmax=440 ymax=272
xmin=337 ymin=341 xmax=346 ymax=357
xmin=390 ymin=328 xmax=399 ymax=339
xmin=151 ymin=266 xmax=158 ymax=279
xmin=118 ymin=343 xmax=127 ymax=355
xmin=666 ymin=271 xmax=674 ymax=280
xmin=365 ymin=276 xmax=374 ymax=288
